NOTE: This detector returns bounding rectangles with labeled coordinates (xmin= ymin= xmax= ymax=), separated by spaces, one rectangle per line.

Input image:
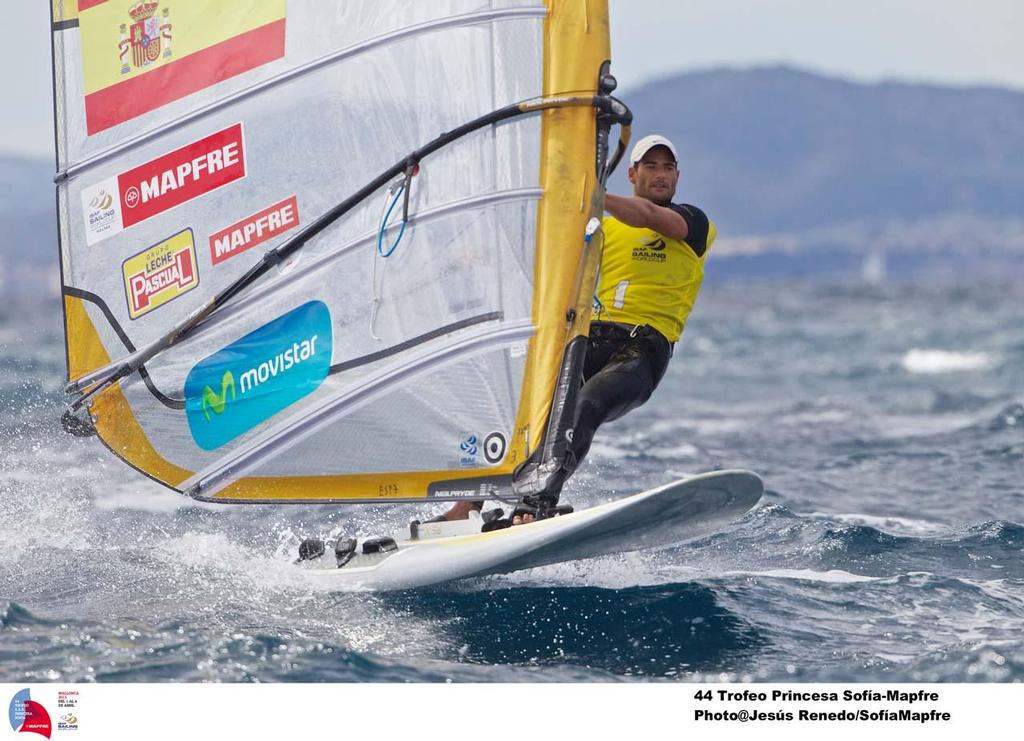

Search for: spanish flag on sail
xmin=76 ymin=0 xmax=287 ymax=134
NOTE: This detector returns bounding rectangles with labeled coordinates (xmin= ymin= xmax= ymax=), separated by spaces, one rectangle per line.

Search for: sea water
xmin=1 ymin=280 xmax=1022 ymax=682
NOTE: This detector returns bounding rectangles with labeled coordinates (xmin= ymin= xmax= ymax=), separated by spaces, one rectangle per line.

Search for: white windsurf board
xmin=298 ymin=469 xmax=763 ymax=591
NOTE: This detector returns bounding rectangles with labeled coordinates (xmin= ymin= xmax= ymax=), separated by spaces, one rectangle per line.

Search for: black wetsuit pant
xmin=545 ymin=321 xmax=673 ymax=498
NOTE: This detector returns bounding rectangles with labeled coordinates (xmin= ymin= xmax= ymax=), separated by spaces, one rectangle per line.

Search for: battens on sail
xmin=52 ymin=0 xmax=627 ymax=503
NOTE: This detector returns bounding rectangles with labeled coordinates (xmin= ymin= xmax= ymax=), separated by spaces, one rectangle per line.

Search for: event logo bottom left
xmin=8 ymin=688 xmax=52 ymax=739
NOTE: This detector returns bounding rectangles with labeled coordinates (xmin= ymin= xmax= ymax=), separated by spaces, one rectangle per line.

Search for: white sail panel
xmin=53 ymin=0 xmax=619 ymax=502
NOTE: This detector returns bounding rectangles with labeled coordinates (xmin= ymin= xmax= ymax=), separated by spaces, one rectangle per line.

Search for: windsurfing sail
xmin=51 ymin=0 xmax=630 ymax=503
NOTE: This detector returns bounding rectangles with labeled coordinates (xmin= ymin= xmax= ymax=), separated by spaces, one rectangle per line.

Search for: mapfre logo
xmin=119 ymin=123 xmax=246 ymax=227
xmin=81 ymin=123 xmax=246 ymax=246
xmin=8 ymin=688 xmax=52 ymax=739
xmin=209 ymin=195 xmax=300 ymax=266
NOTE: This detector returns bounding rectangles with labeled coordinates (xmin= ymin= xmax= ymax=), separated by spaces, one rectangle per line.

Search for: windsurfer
xmin=440 ymin=134 xmax=714 ymax=524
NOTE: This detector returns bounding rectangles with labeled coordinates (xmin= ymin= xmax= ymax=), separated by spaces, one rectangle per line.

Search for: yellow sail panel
xmin=509 ymin=0 xmax=611 ymax=467
xmin=64 ymin=296 xmax=193 ymax=486
xmin=210 ymin=469 xmax=512 ymax=503
xmin=52 ymin=1 xmax=78 ymax=25
xmin=64 ymin=295 xmax=110 ymax=384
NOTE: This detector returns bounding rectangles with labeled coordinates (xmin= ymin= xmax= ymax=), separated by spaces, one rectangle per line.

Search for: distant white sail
xmin=51 ymin=0 xmax=630 ymax=503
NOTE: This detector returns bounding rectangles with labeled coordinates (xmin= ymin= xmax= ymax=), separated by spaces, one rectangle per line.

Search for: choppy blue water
xmin=1 ymin=281 xmax=1022 ymax=682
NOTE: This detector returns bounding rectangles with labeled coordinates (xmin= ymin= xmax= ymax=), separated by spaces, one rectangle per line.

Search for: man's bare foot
xmin=438 ymin=501 xmax=560 ymax=527
xmin=512 ymin=512 xmax=536 ymax=526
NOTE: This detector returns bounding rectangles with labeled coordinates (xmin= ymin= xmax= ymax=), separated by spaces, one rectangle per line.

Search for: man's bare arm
xmin=604 ymin=193 xmax=689 ymax=241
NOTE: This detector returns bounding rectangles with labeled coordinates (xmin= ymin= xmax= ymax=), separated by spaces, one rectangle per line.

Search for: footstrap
xmin=481 ymin=502 xmax=574 ymax=531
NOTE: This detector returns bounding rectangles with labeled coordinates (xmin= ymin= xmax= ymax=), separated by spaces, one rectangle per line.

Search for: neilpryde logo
xmin=185 ymin=301 xmax=333 ymax=450
xmin=8 ymin=689 xmax=51 ymax=739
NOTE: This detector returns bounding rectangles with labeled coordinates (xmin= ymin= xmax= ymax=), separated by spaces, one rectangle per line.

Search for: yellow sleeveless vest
xmin=593 ymin=215 xmax=716 ymax=342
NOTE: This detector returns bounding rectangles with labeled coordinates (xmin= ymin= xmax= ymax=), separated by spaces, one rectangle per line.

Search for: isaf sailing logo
xmin=84 ymin=189 xmax=118 ymax=241
xmin=632 ymin=235 xmax=668 ymax=262
xmin=458 ymin=432 xmax=507 ymax=467
xmin=185 ymin=301 xmax=333 ymax=450
xmin=56 ymin=690 xmax=79 ymax=732
xmin=118 ymin=2 xmax=173 ymax=74
xmin=459 ymin=434 xmax=479 ymax=467
xmin=90 ymin=190 xmax=114 ymax=211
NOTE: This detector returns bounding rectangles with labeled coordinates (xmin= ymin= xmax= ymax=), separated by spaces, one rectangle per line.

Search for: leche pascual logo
xmin=121 ymin=228 xmax=200 ymax=319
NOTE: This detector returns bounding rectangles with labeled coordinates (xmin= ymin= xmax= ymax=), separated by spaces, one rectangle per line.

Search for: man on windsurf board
xmin=438 ymin=134 xmax=715 ymax=524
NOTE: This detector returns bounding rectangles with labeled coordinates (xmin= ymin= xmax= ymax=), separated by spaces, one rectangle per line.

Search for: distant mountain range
xmin=3 ymin=66 xmax=1023 ymax=293
xmin=615 ymin=66 xmax=1024 ymax=280
xmin=618 ymin=65 xmax=1024 ymax=232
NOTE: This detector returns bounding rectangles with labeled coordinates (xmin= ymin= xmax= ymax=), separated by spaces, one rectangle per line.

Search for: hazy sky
xmin=5 ymin=0 xmax=1023 ymax=158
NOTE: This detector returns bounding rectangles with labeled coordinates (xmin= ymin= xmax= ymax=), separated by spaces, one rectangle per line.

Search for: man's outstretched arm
xmin=604 ymin=193 xmax=689 ymax=241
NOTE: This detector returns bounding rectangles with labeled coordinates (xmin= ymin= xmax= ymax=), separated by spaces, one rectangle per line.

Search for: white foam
xmin=646 ymin=443 xmax=699 ymax=459
xmin=94 ymin=485 xmax=222 ymax=513
xmin=871 ymin=412 xmax=979 ymax=439
xmin=154 ymin=531 xmax=322 ymax=594
xmin=777 ymin=409 xmax=851 ymax=425
xmin=586 ymin=440 xmax=631 ymax=460
xmin=721 ymin=568 xmax=880 ymax=584
xmin=955 ymin=577 xmax=1024 ymax=608
xmin=476 ymin=550 xmax=673 ymax=590
xmin=688 ymin=417 xmax=751 ymax=435
xmin=902 ymin=348 xmax=992 ymax=374
xmin=804 ymin=511 xmax=951 ymax=537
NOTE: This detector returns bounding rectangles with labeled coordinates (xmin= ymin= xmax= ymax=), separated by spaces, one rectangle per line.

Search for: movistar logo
xmin=238 ymin=334 xmax=320 ymax=394
xmin=184 ymin=301 xmax=333 ymax=450
xmin=200 ymin=334 xmax=320 ymax=419
xmin=201 ymin=371 xmax=235 ymax=421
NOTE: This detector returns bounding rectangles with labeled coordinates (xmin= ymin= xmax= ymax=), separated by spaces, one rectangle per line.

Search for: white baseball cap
xmin=630 ymin=134 xmax=677 ymax=165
